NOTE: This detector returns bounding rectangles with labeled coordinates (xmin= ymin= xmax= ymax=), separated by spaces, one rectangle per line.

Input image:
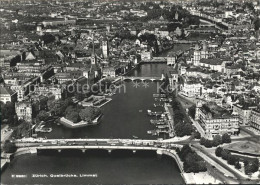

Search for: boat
xmin=157 ymin=125 xmax=169 ymax=129
xmin=133 ymin=135 xmax=138 ymax=139
xmin=92 ymin=114 xmax=103 ymax=124
xmin=35 ymin=125 xmax=52 ymax=133
xmin=154 ymin=103 xmax=163 ymax=107
xmin=153 ymin=94 xmax=160 ymax=98
xmin=147 ymin=110 xmax=162 ymax=116
xmin=147 ymin=130 xmax=152 ymax=134
xmin=152 ymin=132 xmax=158 ymax=136
xmin=139 ymin=110 xmax=143 ymax=112
xmin=160 ymin=94 xmax=167 ymax=98
xmin=42 ymin=128 xmax=52 ymax=133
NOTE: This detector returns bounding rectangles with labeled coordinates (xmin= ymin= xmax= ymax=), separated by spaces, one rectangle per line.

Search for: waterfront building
xmin=195 ymin=101 xmax=239 ymax=138
xmin=141 ymin=50 xmax=152 ymax=61
xmin=250 ymin=108 xmax=260 ymax=132
xmin=180 ymin=77 xmax=202 ymax=97
xmin=165 ymin=66 xmax=178 ymax=90
xmin=166 ymin=52 xmax=177 ymax=66
xmin=102 ymin=66 xmax=117 ymax=78
xmin=15 ymin=101 xmax=32 ymax=122
xmin=233 ymin=103 xmax=257 ymax=126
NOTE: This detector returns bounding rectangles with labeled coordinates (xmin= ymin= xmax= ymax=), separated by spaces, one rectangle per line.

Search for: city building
xmin=250 ymin=108 xmax=260 ymax=132
xmin=167 ymin=52 xmax=177 ymax=66
xmin=233 ymin=103 xmax=257 ymax=126
xmin=0 ymin=85 xmax=17 ymax=103
xmin=195 ymin=101 xmax=239 ymax=139
xmin=141 ymin=50 xmax=152 ymax=61
xmin=102 ymin=38 xmax=109 ymax=59
xmin=15 ymin=101 xmax=32 ymax=122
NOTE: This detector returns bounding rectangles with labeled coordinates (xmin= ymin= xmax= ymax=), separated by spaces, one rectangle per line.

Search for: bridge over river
xmin=121 ymin=76 xmax=164 ymax=82
xmin=13 ymin=138 xmax=185 ymax=155
xmin=13 ymin=138 xmax=185 ymax=175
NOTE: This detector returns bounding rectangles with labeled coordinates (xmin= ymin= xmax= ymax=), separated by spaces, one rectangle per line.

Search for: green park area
xmin=223 ymin=141 xmax=260 ymax=156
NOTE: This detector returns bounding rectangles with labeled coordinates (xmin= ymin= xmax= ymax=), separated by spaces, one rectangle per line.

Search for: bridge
xmin=141 ymin=57 xmax=167 ymax=63
xmin=121 ymin=76 xmax=164 ymax=82
xmin=173 ymin=40 xmax=197 ymax=44
xmin=14 ymin=138 xmax=183 ymax=153
xmin=13 ymin=138 xmax=184 ymax=172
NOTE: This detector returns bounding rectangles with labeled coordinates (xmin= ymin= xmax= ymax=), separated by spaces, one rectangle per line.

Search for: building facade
xmin=15 ymin=101 xmax=32 ymax=122
xmin=250 ymin=109 xmax=260 ymax=132
xmin=195 ymin=101 xmax=239 ymax=139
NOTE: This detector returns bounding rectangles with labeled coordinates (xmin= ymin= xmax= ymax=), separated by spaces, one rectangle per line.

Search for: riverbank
xmin=59 ymin=114 xmax=102 ymax=129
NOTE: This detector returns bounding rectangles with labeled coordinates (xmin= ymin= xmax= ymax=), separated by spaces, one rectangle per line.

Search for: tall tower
xmin=175 ymin=11 xmax=179 ymax=20
xmin=195 ymin=101 xmax=202 ymax=121
xmin=91 ymin=34 xmax=96 ymax=66
xmin=193 ymin=44 xmax=201 ymax=66
xmin=201 ymin=41 xmax=208 ymax=59
xmin=36 ymin=24 xmax=42 ymax=32
xmin=102 ymin=38 xmax=108 ymax=59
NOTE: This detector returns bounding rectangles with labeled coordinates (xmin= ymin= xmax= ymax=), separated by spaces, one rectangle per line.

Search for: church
xmin=192 ymin=42 xmax=209 ymax=66
xmin=82 ymin=35 xmax=102 ymax=85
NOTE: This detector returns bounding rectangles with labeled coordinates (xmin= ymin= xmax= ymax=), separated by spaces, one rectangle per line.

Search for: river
xmin=1 ymin=56 xmax=189 ymax=184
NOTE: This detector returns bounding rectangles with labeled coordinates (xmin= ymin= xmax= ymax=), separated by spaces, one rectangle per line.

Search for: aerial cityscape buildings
xmin=0 ymin=0 xmax=260 ymax=184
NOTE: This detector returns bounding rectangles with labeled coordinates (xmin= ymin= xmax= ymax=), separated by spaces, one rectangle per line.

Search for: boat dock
xmin=1 ymin=160 xmax=7 ymax=170
xmin=164 ymin=103 xmax=175 ymax=137
xmin=147 ymin=110 xmax=163 ymax=116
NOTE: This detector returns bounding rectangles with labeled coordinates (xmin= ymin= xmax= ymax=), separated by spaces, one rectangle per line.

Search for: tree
xmin=36 ymin=110 xmax=49 ymax=122
xmin=212 ymin=135 xmax=222 ymax=147
xmin=194 ymin=131 xmax=201 ymax=139
xmin=254 ymin=18 xmax=260 ymax=31
xmin=244 ymin=158 xmax=259 ymax=174
xmin=3 ymin=140 xmax=17 ymax=153
xmin=41 ymin=34 xmax=55 ymax=44
xmin=79 ymin=107 xmax=101 ymax=122
xmin=200 ymin=137 xmax=206 ymax=146
xmin=215 ymin=147 xmax=223 ymax=157
xmin=1 ymin=102 xmax=16 ymax=125
xmin=222 ymin=133 xmax=231 ymax=143
xmin=227 ymin=155 xmax=238 ymax=165
xmin=235 ymin=161 xmax=241 ymax=169
xmin=66 ymin=111 xmax=80 ymax=123
xmin=204 ymin=139 xmax=213 ymax=148
xmin=188 ymin=105 xmax=196 ymax=119
xmin=221 ymin=149 xmax=230 ymax=160
xmin=179 ymin=145 xmax=193 ymax=161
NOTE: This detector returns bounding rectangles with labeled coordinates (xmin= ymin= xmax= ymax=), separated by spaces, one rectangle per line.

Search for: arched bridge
xmin=121 ymin=76 xmax=164 ymax=82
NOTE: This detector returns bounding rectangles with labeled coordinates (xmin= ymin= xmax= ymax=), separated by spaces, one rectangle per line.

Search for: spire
xmin=92 ymin=33 xmax=95 ymax=56
xmin=91 ymin=33 xmax=97 ymax=66
xmin=202 ymin=41 xmax=207 ymax=51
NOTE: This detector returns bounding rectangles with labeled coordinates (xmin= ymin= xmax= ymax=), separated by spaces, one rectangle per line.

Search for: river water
xmin=1 ymin=63 xmax=186 ymax=184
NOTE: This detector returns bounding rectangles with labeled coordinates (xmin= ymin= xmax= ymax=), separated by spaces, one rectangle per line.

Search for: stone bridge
xmin=121 ymin=76 xmax=164 ymax=82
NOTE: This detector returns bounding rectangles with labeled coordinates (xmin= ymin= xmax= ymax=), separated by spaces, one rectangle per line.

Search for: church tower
xmin=193 ymin=43 xmax=201 ymax=66
xmin=102 ymin=38 xmax=108 ymax=59
xmin=201 ymin=41 xmax=209 ymax=59
xmin=91 ymin=34 xmax=96 ymax=66
xmin=175 ymin=11 xmax=179 ymax=20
